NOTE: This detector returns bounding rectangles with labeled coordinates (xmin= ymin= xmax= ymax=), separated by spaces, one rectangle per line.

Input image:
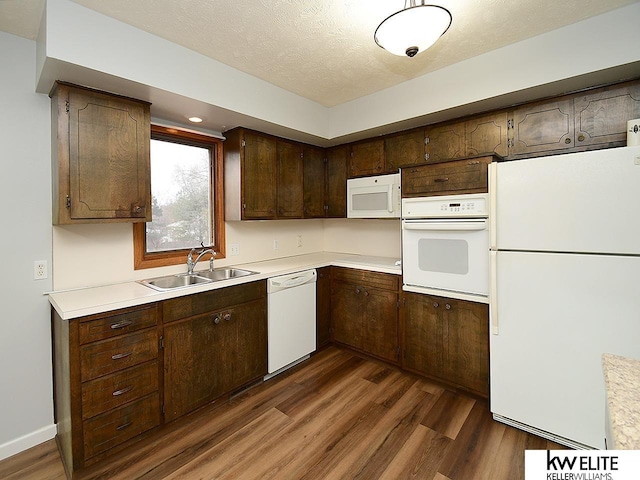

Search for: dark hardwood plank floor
xmin=0 ymin=346 xmax=562 ymax=480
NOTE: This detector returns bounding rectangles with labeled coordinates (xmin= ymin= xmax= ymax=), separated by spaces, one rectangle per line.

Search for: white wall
xmin=323 ymin=219 xmax=401 ymax=258
xmin=52 ymin=220 xmax=326 ymax=290
xmin=0 ymin=32 xmax=55 ymax=460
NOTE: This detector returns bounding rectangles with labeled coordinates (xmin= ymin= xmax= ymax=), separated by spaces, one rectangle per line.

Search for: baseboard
xmin=0 ymin=424 xmax=57 ymax=462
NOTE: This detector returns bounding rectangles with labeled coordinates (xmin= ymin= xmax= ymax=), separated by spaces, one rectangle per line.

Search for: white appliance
xmin=347 ymin=173 xmax=401 ymax=218
xmin=266 ymin=269 xmax=317 ymax=378
xmin=489 ymin=145 xmax=640 ymax=449
xmin=402 ymin=193 xmax=490 ymax=303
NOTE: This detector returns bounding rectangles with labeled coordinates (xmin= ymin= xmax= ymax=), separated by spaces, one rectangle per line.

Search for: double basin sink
xmin=139 ymin=268 xmax=257 ymax=292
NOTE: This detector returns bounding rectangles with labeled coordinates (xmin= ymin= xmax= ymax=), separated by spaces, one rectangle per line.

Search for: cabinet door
xmin=163 ymin=313 xmax=225 ymax=421
xmin=276 ymin=140 xmax=304 ymax=218
xmin=242 ymin=131 xmax=277 ymax=219
xmin=402 ymin=293 xmax=444 ymax=379
xmin=303 ymin=146 xmax=326 ymax=218
xmin=349 ymin=140 xmax=384 ymax=177
xmin=574 ymin=82 xmax=640 ymax=148
xmin=331 ymin=281 xmax=365 ymax=350
xmin=326 ymin=146 xmax=348 ymax=218
xmin=66 ymin=86 xmax=150 ymax=221
xmin=401 ymin=156 xmax=492 ymax=197
xmin=425 ymin=121 xmax=465 ymax=163
xmin=465 ymin=111 xmax=508 ymax=157
xmin=385 ymin=129 xmax=426 ymax=172
xmin=510 ymin=98 xmax=574 ymax=157
xmin=362 ymin=287 xmax=398 ymax=363
xmin=316 ymin=267 xmax=332 ymax=349
xmin=223 ymin=299 xmax=267 ymax=392
xmin=443 ymin=299 xmax=489 ymax=396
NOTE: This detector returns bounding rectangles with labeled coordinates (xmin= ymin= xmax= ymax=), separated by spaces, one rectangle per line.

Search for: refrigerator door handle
xmin=490 ymin=250 xmax=499 ymax=335
xmin=489 ymin=162 xmax=497 ymax=249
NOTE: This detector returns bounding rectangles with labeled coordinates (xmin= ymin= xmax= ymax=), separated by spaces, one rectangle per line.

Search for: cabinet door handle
xmin=445 ymin=304 xmax=451 ymax=310
xmin=578 ymin=134 xmax=585 ymax=142
xmin=433 ymin=302 xmax=439 ymax=308
xmin=213 ymin=314 xmax=221 ymax=325
xmin=565 ymin=138 xmax=571 ymax=144
xmin=116 ymin=421 xmax=133 ymax=431
xmin=434 ymin=177 xmax=449 ymax=183
xmin=355 ymin=288 xmax=361 ymax=295
xmin=223 ymin=313 xmax=232 ymax=322
xmin=363 ymin=290 xmax=369 ymax=297
xmin=110 ymin=320 xmax=133 ymax=330
xmin=111 ymin=352 xmax=132 ymax=360
xmin=112 ymin=386 xmax=134 ymax=396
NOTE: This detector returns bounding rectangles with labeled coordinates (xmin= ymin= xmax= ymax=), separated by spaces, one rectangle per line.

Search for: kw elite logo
xmin=525 ymin=450 xmax=640 ymax=480
xmin=545 ymin=450 xmax=617 ymax=480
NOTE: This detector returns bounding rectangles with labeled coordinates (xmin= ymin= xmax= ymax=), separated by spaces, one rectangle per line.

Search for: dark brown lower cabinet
xmin=163 ymin=296 xmax=267 ymax=422
xmin=331 ymin=267 xmax=399 ymax=363
xmin=402 ymin=292 xmax=489 ymax=397
xmin=316 ymin=266 xmax=332 ymax=349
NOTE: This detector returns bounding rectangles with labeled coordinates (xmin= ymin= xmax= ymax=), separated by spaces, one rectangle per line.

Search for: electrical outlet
xmin=34 ymin=260 xmax=48 ymax=280
xmin=273 ymin=239 xmax=279 ymax=250
xmin=297 ymin=235 xmax=303 ymax=248
xmin=229 ymin=244 xmax=240 ymax=256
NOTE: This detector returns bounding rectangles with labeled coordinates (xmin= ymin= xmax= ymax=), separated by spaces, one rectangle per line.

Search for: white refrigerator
xmin=488 ymin=145 xmax=640 ymax=449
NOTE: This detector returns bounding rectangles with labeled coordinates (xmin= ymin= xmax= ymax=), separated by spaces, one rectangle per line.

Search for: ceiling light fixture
xmin=187 ymin=116 xmax=204 ymax=123
xmin=374 ymin=0 xmax=452 ymax=58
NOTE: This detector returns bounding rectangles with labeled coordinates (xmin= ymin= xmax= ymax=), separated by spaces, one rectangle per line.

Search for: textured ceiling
xmin=1 ymin=0 xmax=638 ymax=107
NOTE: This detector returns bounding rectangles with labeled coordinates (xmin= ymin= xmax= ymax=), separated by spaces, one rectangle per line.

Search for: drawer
xmin=79 ymin=304 xmax=159 ymax=344
xmin=82 ymin=361 xmax=159 ymax=419
xmin=331 ymin=267 xmax=399 ymax=292
xmin=163 ymin=280 xmax=266 ymax=323
xmin=402 ymin=156 xmax=492 ymax=197
xmin=83 ymin=392 xmax=160 ymax=460
xmin=80 ymin=328 xmax=158 ymax=382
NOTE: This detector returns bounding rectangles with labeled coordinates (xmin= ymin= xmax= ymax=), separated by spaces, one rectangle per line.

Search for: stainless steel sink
xmin=139 ymin=268 xmax=257 ymax=291
xmin=138 ymin=273 xmax=212 ymax=291
xmin=196 ymin=268 xmax=257 ymax=281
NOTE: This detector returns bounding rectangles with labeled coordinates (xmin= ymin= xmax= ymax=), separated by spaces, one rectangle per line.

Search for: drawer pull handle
xmin=112 ymin=386 xmax=134 ymax=397
xmin=111 ymin=352 xmax=132 ymax=360
xmin=434 ymin=177 xmax=449 ymax=183
xmin=110 ymin=320 xmax=133 ymax=330
xmin=116 ymin=421 xmax=133 ymax=431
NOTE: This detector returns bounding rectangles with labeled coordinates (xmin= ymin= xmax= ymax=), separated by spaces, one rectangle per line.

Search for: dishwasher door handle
xmin=268 ymin=270 xmax=317 ymax=292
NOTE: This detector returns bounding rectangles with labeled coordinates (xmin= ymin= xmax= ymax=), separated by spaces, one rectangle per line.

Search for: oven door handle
xmin=402 ymin=219 xmax=487 ymax=231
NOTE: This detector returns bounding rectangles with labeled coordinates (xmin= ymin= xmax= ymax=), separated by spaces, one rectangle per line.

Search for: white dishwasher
xmin=266 ymin=269 xmax=317 ymax=378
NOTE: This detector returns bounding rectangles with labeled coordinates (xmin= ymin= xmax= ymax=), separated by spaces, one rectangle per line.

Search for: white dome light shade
xmin=375 ymin=3 xmax=452 ymax=57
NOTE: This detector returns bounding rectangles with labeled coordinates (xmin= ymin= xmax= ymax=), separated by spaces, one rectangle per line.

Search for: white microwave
xmin=347 ymin=173 xmax=401 ymax=218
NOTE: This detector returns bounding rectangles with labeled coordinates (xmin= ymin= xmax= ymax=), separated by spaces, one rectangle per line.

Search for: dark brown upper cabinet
xmin=224 ymin=128 xmax=277 ymax=220
xmin=385 ymin=129 xmax=427 ymax=172
xmin=51 ymin=82 xmax=151 ymax=224
xmin=276 ymin=140 xmax=304 ymax=218
xmin=349 ymin=139 xmax=385 ymax=177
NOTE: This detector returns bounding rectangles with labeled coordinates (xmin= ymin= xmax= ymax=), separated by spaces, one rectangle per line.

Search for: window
xmin=134 ymin=125 xmax=225 ymax=269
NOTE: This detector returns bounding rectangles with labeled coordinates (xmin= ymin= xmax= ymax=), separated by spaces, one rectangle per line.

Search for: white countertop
xmin=602 ymin=353 xmax=640 ymax=450
xmin=48 ymin=252 xmax=401 ymax=320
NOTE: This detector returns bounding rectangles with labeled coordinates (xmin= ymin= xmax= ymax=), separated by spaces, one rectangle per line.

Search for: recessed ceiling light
xmin=187 ymin=116 xmax=204 ymax=123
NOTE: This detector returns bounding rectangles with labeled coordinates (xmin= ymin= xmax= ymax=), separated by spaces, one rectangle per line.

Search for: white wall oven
xmin=402 ymin=193 xmax=490 ymax=303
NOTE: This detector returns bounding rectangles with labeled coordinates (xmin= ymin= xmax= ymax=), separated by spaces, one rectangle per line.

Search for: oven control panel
xmin=402 ymin=193 xmax=489 ymax=218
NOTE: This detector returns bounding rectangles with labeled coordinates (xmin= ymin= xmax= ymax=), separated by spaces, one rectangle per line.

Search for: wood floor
xmin=0 ymin=346 xmax=562 ymax=480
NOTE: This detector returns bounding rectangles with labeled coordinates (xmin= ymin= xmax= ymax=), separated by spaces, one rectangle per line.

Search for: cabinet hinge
xmin=507 ymin=139 xmax=515 ymax=148
xmin=241 ymin=139 xmax=246 ymax=147
xmin=424 ymin=136 xmax=430 ymax=145
xmin=300 ymin=152 xmax=304 ymax=159
xmin=424 ymin=153 xmax=430 ymax=161
xmin=65 ymin=195 xmax=71 ymax=208
xmin=507 ymin=119 xmax=514 ymax=129
xmin=324 ymin=205 xmax=329 ymax=212
xmin=323 ymin=157 xmax=328 ymax=164
xmin=242 ymin=203 xmax=246 ymax=210
xmin=161 ymin=403 xmax=165 ymax=415
xmin=159 ymin=335 xmax=164 ymax=350
xmin=65 ymin=100 xmax=70 ymax=113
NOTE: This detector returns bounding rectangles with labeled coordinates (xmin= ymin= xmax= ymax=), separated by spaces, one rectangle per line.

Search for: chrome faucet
xmin=187 ymin=245 xmax=216 ymax=274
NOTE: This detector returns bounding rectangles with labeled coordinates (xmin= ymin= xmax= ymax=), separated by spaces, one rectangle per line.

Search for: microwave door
xmin=349 ymin=184 xmax=396 ymax=218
